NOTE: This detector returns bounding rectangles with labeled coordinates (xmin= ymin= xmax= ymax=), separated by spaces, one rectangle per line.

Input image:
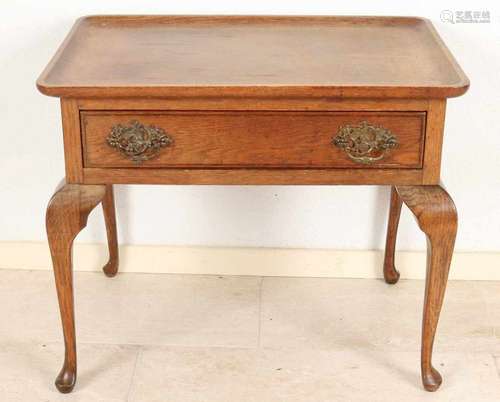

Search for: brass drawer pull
xmin=106 ymin=120 xmax=173 ymax=163
xmin=332 ymin=121 xmax=398 ymax=164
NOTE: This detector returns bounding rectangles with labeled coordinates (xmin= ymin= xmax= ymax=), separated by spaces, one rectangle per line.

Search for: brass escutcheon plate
xmin=106 ymin=120 xmax=173 ymax=163
xmin=332 ymin=121 xmax=398 ymax=164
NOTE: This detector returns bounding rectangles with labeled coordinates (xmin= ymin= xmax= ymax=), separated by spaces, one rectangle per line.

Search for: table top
xmin=37 ymin=15 xmax=469 ymax=99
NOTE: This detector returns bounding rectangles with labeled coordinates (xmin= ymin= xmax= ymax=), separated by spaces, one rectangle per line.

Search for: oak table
xmin=37 ymin=15 xmax=469 ymax=393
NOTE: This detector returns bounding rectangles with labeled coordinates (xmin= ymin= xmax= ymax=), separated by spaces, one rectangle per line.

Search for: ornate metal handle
xmin=332 ymin=121 xmax=398 ymax=164
xmin=106 ymin=120 xmax=173 ymax=163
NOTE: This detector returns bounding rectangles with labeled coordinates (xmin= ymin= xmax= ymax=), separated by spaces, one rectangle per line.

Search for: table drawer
xmin=81 ymin=111 xmax=425 ymax=169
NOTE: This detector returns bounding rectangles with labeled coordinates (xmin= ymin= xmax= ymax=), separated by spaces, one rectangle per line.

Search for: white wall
xmin=1 ymin=0 xmax=499 ymax=252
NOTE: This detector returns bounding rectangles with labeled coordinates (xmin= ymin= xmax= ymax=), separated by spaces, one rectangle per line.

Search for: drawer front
xmin=81 ymin=111 xmax=425 ymax=169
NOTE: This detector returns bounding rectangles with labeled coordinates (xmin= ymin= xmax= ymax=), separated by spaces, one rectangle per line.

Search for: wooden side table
xmin=37 ymin=16 xmax=469 ymax=393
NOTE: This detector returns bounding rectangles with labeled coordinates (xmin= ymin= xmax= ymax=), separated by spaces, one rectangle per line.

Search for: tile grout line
xmin=37 ymin=340 xmax=261 ymax=350
xmin=257 ymin=276 xmax=264 ymax=348
xmin=126 ymin=345 xmax=142 ymax=402
xmin=493 ymin=353 xmax=500 ymax=379
xmin=472 ymin=281 xmax=497 ymax=339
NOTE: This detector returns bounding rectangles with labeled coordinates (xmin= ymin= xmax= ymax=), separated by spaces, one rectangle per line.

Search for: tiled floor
xmin=0 ymin=270 xmax=499 ymax=401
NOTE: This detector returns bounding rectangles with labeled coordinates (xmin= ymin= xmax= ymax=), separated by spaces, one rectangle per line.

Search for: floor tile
xmin=494 ymin=355 xmax=500 ymax=378
xmin=1 ymin=270 xmax=499 ymax=400
xmin=476 ymin=281 xmax=500 ymax=351
xmin=129 ymin=346 xmax=500 ymax=402
xmin=260 ymin=277 xmax=496 ymax=352
xmin=0 ymin=270 xmax=61 ymax=343
xmin=0 ymin=270 xmax=261 ymax=348
xmin=75 ymin=272 xmax=261 ymax=348
xmin=436 ymin=280 xmax=497 ymax=352
xmin=0 ymin=342 xmax=138 ymax=402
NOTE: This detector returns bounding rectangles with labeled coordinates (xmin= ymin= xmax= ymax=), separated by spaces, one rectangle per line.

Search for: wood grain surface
xmin=81 ymin=111 xmax=426 ymax=169
xmin=39 ymin=15 xmax=468 ymax=394
xmin=383 ymin=186 xmax=403 ymax=284
xmin=393 ymin=185 xmax=457 ymax=392
xmin=101 ymin=184 xmax=119 ymax=277
xmin=46 ymin=183 xmax=106 ymax=393
xmin=37 ymin=15 xmax=469 ymax=99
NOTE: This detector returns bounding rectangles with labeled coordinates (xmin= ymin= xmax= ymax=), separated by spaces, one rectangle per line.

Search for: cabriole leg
xmin=101 ymin=185 xmax=119 ymax=277
xmin=396 ymin=185 xmax=457 ymax=392
xmin=383 ymin=186 xmax=403 ymax=284
xmin=46 ymin=183 xmax=106 ymax=393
